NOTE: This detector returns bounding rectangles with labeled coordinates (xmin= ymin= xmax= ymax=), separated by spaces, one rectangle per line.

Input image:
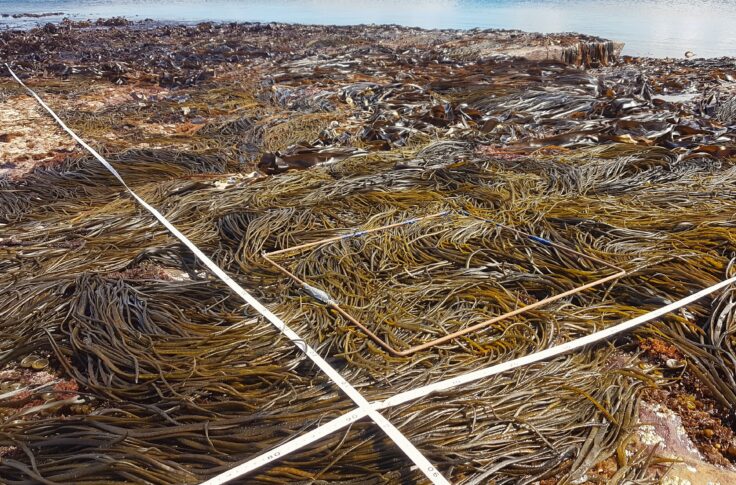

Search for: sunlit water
xmin=2 ymin=0 xmax=736 ymax=58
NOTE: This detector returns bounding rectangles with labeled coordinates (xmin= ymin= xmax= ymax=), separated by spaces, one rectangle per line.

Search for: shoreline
xmin=1 ymin=0 xmax=735 ymax=58
xmin=4 ymin=16 xmax=736 ymax=62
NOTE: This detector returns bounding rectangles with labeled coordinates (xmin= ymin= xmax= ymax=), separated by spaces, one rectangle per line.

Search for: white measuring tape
xmin=203 ymin=272 xmax=736 ymax=483
xmin=6 ymin=65 xmax=449 ymax=485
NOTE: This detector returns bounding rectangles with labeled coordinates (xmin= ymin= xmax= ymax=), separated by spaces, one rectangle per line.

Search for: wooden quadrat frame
xmin=263 ymin=211 xmax=626 ymax=356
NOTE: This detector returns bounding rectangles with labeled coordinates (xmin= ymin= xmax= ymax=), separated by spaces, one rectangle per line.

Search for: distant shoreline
xmin=7 ymin=15 xmax=736 ymax=62
xmin=1 ymin=0 xmax=735 ymax=59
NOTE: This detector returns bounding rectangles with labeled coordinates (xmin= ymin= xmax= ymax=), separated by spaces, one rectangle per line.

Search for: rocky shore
xmin=1 ymin=19 xmax=735 ymax=485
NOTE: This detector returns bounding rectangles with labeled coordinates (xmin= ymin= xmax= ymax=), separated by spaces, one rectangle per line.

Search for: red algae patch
xmin=73 ymin=82 xmax=170 ymax=112
xmin=0 ymin=90 xmax=78 ymax=179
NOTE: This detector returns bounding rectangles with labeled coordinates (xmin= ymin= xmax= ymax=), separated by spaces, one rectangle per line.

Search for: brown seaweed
xmin=0 ymin=18 xmax=735 ymax=485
